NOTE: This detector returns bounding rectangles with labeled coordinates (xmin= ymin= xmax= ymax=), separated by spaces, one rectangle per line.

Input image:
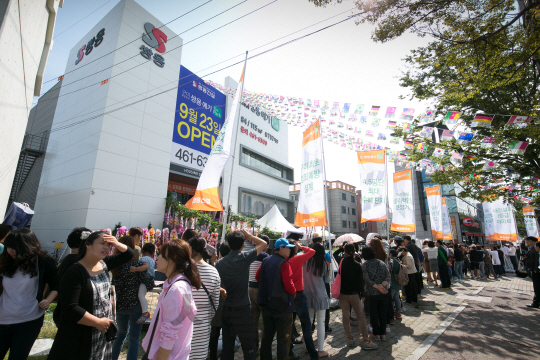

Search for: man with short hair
xmin=215 ymin=230 xmax=268 ymax=360
xmin=507 ymin=243 xmax=518 ymax=272
xmin=128 ymin=227 xmax=143 ymax=259
xmin=257 ymin=239 xmax=297 ymax=360
xmin=524 ymin=237 xmax=540 ymax=308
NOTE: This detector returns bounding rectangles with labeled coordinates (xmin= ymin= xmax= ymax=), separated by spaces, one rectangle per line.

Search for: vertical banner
xmin=425 ymin=185 xmax=443 ymax=240
xmin=441 ymin=197 xmax=453 ymax=241
xmin=295 ymin=120 xmax=328 ymax=227
xmin=390 ymin=169 xmax=415 ymax=232
xmin=523 ymin=206 xmax=539 ymax=237
xmin=483 ymin=197 xmax=518 ymax=241
xmin=482 ymin=200 xmax=495 ymax=241
xmin=185 ymin=68 xmax=245 ymax=211
xmin=357 ymin=150 xmax=387 ymax=222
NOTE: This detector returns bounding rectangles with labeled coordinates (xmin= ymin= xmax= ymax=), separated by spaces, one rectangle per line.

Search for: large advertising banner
xmin=426 ymin=185 xmax=443 ymax=240
xmin=482 ymin=200 xmax=495 ymax=241
xmin=390 ymin=169 xmax=415 ymax=232
xmin=185 ymin=68 xmax=244 ymax=211
xmin=357 ymin=150 xmax=387 ymax=222
xmin=523 ymin=206 xmax=539 ymax=237
xmin=441 ymin=197 xmax=453 ymax=241
xmin=483 ymin=197 xmax=518 ymax=241
xmin=295 ymin=120 xmax=328 ymax=227
xmin=171 ymin=66 xmax=227 ymax=174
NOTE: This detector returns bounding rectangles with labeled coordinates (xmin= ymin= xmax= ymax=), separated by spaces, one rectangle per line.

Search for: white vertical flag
xmin=391 ymin=169 xmax=415 ymax=232
xmin=441 ymin=197 xmax=453 ymax=241
xmin=483 ymin=197 xmax=518 ymax=241
xmin=426 ymin=185 xmax=443 ymax=240
xmin=482 ymin=200 xmax=495 ymax=241
xmin=523 ymin=206 xmax=539 ymax=237
xmin=295 ymin=120 xmax=328 ymax=227
xmin=358 ymin=150 xmax=387 ymax=222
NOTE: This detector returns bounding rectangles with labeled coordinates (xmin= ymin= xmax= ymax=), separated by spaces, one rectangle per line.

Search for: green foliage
xmin=312 ymin=0 xmax=540 ymax=208
xmin=259 ymin=226 xmax=282 ymax=240
xmin=111 ymin=222 xmax=122 ymax=237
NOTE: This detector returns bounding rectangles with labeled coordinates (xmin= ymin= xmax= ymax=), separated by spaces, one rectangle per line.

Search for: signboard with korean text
xmin=441 ymin=197 xmax=453 ymax=241
xmin=171 ymin=66 xmax=227 ymax=173
xmin=483 ymin=197 xmax=518 ymax=241
xmin=358 ymin=150 xmax=387 ymax=222
xmin=390 ymin=169 xmax=415 ymax=232
xmin=295 ymin=120 xmax=327 ymax=227
xmin=426 ymin=185 xmax=443 ymax=240
xmin=523 ymin=206 xmax=539 ymax=237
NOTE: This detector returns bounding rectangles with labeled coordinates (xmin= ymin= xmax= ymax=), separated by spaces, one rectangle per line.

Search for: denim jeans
xmin=390 ymin=288 xmax=401 ymax=315
xmin=290 ymin=291 xmax=318 ymax=359
xmin=112 ymin=302 xmax=143 ymax=360
xmin=0 ymin=315 xmax=44 ymax=360
xmin=454 ymin=261 xmax=464 ymax=280
xmin=479 ymin=262 xmax=485 ymax=278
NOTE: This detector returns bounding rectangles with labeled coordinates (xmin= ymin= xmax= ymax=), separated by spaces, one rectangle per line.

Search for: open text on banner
xmin=295 ymin=120 xmax=328 ymax=227
xmin=390 ymin=169 xmax=415 ymax=233
xmin=357 ymin=150 xmax=387 ymax=223
xmin=426 ymin=185 xmax=443 ymax=240
xmin=185 ymin=67 xmax=245 ymax=211
xmin=441 ymin=197 xmax=453 ymax=241
xmin=483 ymin=197 xmax=518 ymax=241
xmin=523 ymin=206 xmax=539 ymax=237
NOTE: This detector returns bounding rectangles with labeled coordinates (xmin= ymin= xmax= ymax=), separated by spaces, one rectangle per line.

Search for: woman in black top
xmin=111 ymin=236 xmax=154 ymax=360
xmin=48 ymin=231 xmax=134 ymax=360
xmin=333 ymin=243 xmax=377 ymax=351
xmin=0 ymin=229 xmax=59 ymax=360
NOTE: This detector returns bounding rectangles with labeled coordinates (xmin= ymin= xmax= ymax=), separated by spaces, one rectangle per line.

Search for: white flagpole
xmin=321 ymin=128 xmax=333 ymax=279
xmin=220 ymin=51 xmax=248 ymax=244
xmin=385 ymin=150 xmax=390 ymax=241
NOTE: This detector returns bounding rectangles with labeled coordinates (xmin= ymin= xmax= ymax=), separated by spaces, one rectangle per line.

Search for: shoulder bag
xmin=142 ymin=278 xmax=190 ymax=360
xmin=330 ymin=259 xmax=343 ymax=299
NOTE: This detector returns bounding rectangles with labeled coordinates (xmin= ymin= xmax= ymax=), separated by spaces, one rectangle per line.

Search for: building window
xmin=290 ymin=195 xmax=296 ymax=201
xmin=352 ymin=208 xmax=356 ymax=215
xmin=341 ymin=206 xmax=346 ymax=214
xmin=342 ymin=193 xmax=346 ymax=200
xmin=348 ymin=221 xmax=351 ymax=228
xmin=361 ymin=222 xmax=368 ymax=230
xmin=347 ymin=207 xmax=350 ymax=214
xmin=240 ymin=146 xmax=294 ymax=181
xmin=342 ymin=220 xmax=347 ymax=228
xmin=353 ymin=221 xmax=357 ymax=229
xmin=351 ymin=195 xmax=355 ymax=203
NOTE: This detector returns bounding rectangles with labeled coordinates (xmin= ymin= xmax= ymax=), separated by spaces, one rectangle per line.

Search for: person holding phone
xmin=48 ymin=231 xmax=134 ymax=360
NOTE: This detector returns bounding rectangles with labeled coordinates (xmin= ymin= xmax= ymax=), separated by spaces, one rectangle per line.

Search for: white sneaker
xmin=386 ymin=327 xmax=391 ymax=333
xmin=368 ymin=325 xmax=373 ymax=332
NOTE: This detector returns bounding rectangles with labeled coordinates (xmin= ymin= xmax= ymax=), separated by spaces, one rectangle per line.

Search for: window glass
xmin=342 ymin=193 xmax=346 ymax=200
xmin=241 ymin=147 xmax=293 ymax=181
xmin=341 ymin=206 xmax=346 ymax=214
xmin=352 ymin=209 xmax=356 ymax=215
xmin=342 ymin=220 xmax=347 ymax=228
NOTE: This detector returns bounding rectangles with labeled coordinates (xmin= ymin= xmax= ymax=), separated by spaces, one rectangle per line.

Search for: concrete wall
xmin=327 ymin=188 xmax=359 ymax=237
xmin=0 ymin=0 xmax=61 ymax=217
xmin=32 ymin=0 xmax=183 ymax=252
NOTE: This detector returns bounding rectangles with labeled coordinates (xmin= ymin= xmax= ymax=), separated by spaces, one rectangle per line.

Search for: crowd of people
xmin=0 ymin=223 xmax=538 ymax=360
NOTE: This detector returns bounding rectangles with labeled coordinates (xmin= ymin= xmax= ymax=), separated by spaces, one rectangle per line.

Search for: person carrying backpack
xmin=389 ymin=249 xmax=405 ymax=318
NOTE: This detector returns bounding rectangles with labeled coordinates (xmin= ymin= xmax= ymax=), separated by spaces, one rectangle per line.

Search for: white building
xmin=0 ymin=0 xmax=63 ymax=216
xmin=32 ymin=0 xmax=183 ymax=252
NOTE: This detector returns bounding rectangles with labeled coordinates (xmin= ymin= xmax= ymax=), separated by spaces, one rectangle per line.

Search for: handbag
xmin=142 ymin=278 xmax=190 ymax=360
xmin=330 ymin=259 xmax=343 ymax=299
xmin=200 ymin=282 xmax=223 ymax=327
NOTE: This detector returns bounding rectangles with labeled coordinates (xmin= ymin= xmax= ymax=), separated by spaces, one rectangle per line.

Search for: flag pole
xmin=320 ymin=128 xmax=333 ymax=278
xmin=385 ymin=150 xmax=390 ymax=241
xmin=220 ymin=51 xmax=248 ymax=245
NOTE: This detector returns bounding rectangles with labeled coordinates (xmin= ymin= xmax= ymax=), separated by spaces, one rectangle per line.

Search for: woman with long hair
xmin=0 ymin=229 xmax=59 ymax=359
xmin=111 ymin=236 xmax=155 ymax=360
xmin=142 ymin=239 xmax=201 ymax=360
xmin=303 ymin=243 xmax=330 ymax=357
xmin=369 ymin=239 xmax=387 ymax=263
xmin=335 ymin=243 xmax=377 ymax=351
xmin=48 ymin=231 xmax=134 ymax=360
xmin=189 ymin=236 xmax=220 ymax=360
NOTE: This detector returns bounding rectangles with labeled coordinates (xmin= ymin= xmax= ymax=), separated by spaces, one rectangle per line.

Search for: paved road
xmin=420 ymin=286 xmax=540 ymax=360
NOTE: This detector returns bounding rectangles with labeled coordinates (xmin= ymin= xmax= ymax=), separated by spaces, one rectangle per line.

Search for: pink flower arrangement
xmin=171 ymin=229 xmax=178 ymax=241
xmin=162 ymin=228 xmax=169 ymax=242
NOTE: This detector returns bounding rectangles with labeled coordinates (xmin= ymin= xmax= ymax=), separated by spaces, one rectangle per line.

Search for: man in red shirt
xmin=256 ymin=239 xmax=297 ymax=360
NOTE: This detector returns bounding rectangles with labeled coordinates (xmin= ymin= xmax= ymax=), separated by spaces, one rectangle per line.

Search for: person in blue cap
xmin=256 ymin=238 xmax=298 ymax=360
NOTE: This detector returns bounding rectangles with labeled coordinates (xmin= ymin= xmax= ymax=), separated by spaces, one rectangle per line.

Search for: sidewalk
xmin=232 ymin=274 xmax=535 ymax=359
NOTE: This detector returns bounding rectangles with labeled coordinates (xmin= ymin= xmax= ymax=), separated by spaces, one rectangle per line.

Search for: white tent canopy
xmin=295 ymin=226 xmax=336 ymax=240
xmin=257 ymin=204 xmax=298 ymax=235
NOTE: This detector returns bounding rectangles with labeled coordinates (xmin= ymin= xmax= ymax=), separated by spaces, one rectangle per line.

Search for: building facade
xmin=289 ymin=180 xmax=359 ymax=238
xmin=0 ymin=0 xmax=63 ymax=217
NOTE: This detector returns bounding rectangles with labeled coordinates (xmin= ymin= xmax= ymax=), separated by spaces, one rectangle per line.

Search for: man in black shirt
xmin=524 ymin=237 xmax=540 ymax=308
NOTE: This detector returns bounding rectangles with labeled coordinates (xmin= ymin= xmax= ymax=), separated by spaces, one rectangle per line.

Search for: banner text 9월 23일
xmin=170 ymin=66 xmax=227 ymax=173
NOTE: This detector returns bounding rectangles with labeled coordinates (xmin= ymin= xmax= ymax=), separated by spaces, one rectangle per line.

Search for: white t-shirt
xmin=491 ymin=250 xmax=501 ymax=265
xmin=502 ymin=246 xmax=509 ymax=256
xmin=424 ymin=247 xmax=439 ymax=260
xmin=0 ymin=268 xmax=44 ymax=324
xmin=507 ymin=247 xmax=516 ymax=256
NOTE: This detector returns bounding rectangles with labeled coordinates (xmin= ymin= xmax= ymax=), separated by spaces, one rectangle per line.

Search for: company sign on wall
xmin=170 ymin=66 xmax=227 ymax=173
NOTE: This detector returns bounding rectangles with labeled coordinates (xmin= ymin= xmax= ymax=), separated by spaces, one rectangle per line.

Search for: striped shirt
xmin=190 ymin=262 xmax=220 ymax=360
xmin=249 ymin=252 xmax=269 ymax=283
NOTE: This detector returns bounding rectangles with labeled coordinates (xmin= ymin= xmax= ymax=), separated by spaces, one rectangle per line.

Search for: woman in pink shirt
xmin=142 ymin=240 xmax=201 ymax=360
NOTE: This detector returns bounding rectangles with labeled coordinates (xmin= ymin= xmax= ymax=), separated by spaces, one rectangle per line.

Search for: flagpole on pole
xmin=321 ymin=128 xmax=332 ymax=275
xmin=220 ymin=51 xmax=248 ymax=245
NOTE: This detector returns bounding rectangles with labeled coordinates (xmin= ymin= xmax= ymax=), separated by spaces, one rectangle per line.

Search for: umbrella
xmin=334 ymin=233 xmax=364 ymax=246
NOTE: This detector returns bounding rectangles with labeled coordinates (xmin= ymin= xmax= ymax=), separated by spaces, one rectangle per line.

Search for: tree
xmin=309 ymin=0 xmax=540 ymax=208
